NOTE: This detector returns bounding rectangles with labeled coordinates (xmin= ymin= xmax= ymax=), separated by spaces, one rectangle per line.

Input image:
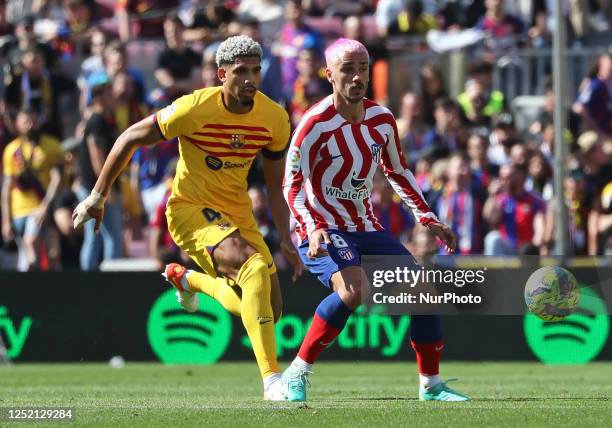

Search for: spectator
xmin=149 ymin=158 xmax=192 ymax=269
xmin=457 ymin=60 xmax=505 ymax=128
xmin=525 ymin=150 xmax=553 ymax=201
xmin=529 ymin=83 xmax=555 ymax=136
xmin=113 ymin=70 xmax=150 ymax=238
xmin=77 ymin=79 xmax=122 ymax=270
xmin=419 ymin=62 xmax=447 ymax=126
xmin=51 ymin=139 xmax=83 ymax=270
xmin=543 ymin=170 xmax=597 ymax=255
xmin=0 ymin=1 xmax=14 ymax=38
xmin=4 ymin=46 xmax=77 ymax=139
xmin=577 ymin=131 xmax=612 ymax=207
xmin=278 ymin=0 xmax=324 ymax=99
xmin=599 ymin=179 xmax=612 ymax=254
xmin=1 ymin=108 xmax=63 ymax=271
xmin=180 ymin=0 xmax=235 ymax=44
xmin=248 ymin=186 xmax=280 ymax=256
xmin=430 ymin=153 xmax=485 ymax=254
xmin=483 ymin=163 xmax=546 ymax=255
xmin=152 ymin=15 xmax=201 ymax=103
xmin=200 ymin=42 xmax=222 ymax=89
xmin=238 ymin=0 xmax=285 ymax=48
xmin=476 ymin=0 xmax=525 ymax=49
xmin=112 ymin=71 xmax=149 ymax=133
xmin=422 ymin=97 xmax=461 ymax=160
xmin=115 ymin=0 xmax=179 ymax=42
xmin=573 ymin=53 xmax=612 ymax=137
xmin=287 ymin=47 xmax=329 ymax=127
xmin=538 ymin=119 xmax=556 ymax=163
xmin=395 ymin=92 xmax=429 ymax=166
xmin=405 ymin=225 xmax=438 ymax=264
xmin=527 ymin=9 xmax=550 ymax=47
xmin=509 ymin=142 xmax=529 ymax=169
xmin=487 ymin=112 xmax=517 ymax=166
xmin=77 ymin=28 xmax=107 ymax=107
xmin=467 ymin=132 xmax=497 ymax=189
xmin=437 ymin=0 xmax=487 ymax=29
xmin=386 ymin=0 xmax=437 ymax=36
xmin=1 ymin=15 xmax=57 ymax=74
xmin=86 ymin=41 xmax=146 ymax=106
xmin=242 ymin=18 xmax=283 ymax=103
xmin=131 ymin=135 xmax=178 ymax=222
xmin=58 ymin=0 xmax=97 ymax=53
xmin=371 ymin=171 xmax=414 ymax=240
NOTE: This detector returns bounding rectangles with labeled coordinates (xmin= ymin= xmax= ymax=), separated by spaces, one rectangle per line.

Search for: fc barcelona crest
xmin=230 ymin=134 xmax=245 ymax=149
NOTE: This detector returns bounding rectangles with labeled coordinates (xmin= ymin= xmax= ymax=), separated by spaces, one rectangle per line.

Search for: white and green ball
xmin=524 ymin=266 xmax=580 ymax=321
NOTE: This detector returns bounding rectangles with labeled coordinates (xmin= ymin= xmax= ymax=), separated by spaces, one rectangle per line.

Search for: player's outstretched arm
xmin=72 ymin=115 xmax=163 ymax=231
xmin=380 ymin=116 xmax=456 ymax=252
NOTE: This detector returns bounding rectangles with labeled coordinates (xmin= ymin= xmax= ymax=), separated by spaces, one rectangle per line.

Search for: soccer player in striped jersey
xmin=72 ymin=35 xmax=303 ymax=401
xmin=281 ymin=38 xmax=470 ymax=402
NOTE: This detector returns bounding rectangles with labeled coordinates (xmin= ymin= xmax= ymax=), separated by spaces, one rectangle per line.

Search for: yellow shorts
xmin=166 ymin=199 xmax=276 ymax=277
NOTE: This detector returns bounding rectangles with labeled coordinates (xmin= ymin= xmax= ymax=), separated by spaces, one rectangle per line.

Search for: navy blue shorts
xmin=298 ymin=230 xmax=417 ymax=289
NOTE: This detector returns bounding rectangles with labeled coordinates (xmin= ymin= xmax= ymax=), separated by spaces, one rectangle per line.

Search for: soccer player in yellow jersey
xmin=72 ymin=35 xmax=303 ymax=400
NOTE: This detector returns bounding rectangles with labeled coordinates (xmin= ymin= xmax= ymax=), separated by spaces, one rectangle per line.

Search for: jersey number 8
xmin=329 ymin=233 xmax=348 ymax=248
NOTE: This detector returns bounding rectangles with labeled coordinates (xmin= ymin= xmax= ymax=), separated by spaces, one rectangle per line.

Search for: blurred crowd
xmin=0 ymin=0 xmax=611 ymax=272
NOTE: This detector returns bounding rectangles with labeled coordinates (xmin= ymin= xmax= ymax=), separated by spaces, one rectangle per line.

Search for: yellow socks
xmin=186 ymin=271 xmax=242 ymax=317
xmin=235 ymin=253 xmax=280 ymax=378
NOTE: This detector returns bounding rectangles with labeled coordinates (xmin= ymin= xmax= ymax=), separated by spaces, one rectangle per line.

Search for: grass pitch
xmin=1 ymin=362 xmax=610 ymax=427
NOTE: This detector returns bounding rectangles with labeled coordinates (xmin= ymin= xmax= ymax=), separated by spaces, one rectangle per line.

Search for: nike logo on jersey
xmin=350 ymin=172 xmax=366 ymax=189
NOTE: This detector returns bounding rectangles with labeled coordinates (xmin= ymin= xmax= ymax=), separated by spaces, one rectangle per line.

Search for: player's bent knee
xmin=332 ymin=267 xmax=364 ymax=309
xmin=337 ymin=287 xmax=362 ymax=309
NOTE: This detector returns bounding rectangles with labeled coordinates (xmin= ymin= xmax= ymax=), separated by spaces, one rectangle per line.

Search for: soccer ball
xmin=524 ymin=266 xmax=580 ymax=321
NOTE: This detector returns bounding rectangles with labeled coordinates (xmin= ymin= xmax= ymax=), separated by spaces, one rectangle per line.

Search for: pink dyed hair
xmin=324 ymin=38 xmax=369 ymax=68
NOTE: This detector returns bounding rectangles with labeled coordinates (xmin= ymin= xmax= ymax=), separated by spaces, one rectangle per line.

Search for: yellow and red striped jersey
xmin=155 ymin=86 xmax=290 ymax=221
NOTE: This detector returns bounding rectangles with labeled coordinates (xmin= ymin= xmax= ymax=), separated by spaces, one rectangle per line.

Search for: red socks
xmin=411 ymin=339 xmax=444 ymax=375
xmin=297 ymin=314 xmax=343 ymax=364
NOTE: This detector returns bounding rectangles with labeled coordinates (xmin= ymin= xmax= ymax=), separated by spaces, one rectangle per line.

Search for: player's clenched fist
xmin=307 ymin=229 xmax=331 ymax=259
xmin=72 ymin=190 xmax=105 ymax=232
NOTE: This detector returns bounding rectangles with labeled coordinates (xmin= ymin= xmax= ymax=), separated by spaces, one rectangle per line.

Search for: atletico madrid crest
xmin=230 ymin=134 xmax=245 ymax=149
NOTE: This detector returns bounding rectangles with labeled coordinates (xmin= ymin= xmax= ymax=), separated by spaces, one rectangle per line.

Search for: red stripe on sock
xmin=297 ymin=314 xmax=342 ymax=364
xmin=411 ymin=339 xmax=444 ymax=375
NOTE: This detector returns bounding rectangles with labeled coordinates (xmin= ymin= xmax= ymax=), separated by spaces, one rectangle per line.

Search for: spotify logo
xmin=147 ymin=290 xmax=232 ymax=364
xmin=524 ymin=287 xmax=609 ymax=364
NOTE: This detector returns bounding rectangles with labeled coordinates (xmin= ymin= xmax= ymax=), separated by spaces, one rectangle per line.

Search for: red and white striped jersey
xmin=283 ymin=95 xmax=439 ymax=242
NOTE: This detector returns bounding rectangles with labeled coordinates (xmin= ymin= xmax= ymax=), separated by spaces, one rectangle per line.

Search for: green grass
xmin=0 ymin=362 xmax=610 ymax=427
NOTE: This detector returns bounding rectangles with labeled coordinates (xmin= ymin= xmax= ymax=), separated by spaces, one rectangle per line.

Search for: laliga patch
xmin=288 ymin=146 xmax=301 ymax=172
xmin=337 ymin=248 xmax=354 ymax=261
xmin=159 ymin=103 xmax=177 ymax=123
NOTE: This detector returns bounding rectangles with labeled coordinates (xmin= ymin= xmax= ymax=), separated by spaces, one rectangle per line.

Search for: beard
xmin=346 ymin=95 xmax=364 ymax=104
xmin=346 ymin=84 xmax=366 ymax=103
xmin=240 ymin=98 xmax=255 ymax=107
